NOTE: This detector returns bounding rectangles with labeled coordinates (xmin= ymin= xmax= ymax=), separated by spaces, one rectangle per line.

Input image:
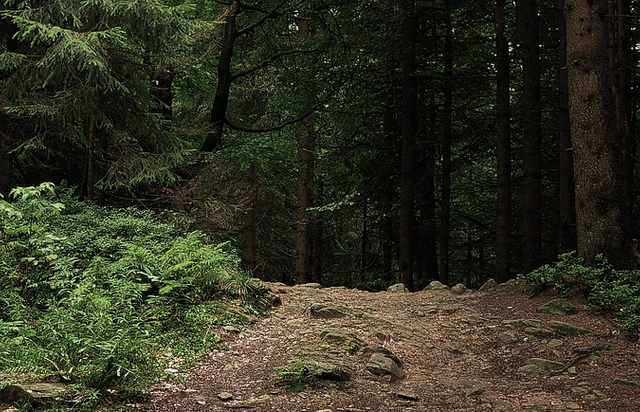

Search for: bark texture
xmin=565 ymin=0 xmax=631 ymax=267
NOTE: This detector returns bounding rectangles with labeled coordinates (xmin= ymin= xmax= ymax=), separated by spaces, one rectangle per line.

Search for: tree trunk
xmin=516 ymin=0 xmax=542 ymax=274
xmin=295 ymin=15 xmax=314 ymax=285
xmin=556 ymin=0 xmax=577 ymax=255
xmin=609 ymin=0 xmax=634 ymax=235
xmin=399 ymin=0 xmax=418 ymax=291
xmin=243 ymin=163 xmax=257 ymax=273
xmin=439 ymin=1 xmax=453 ymax=286
xmin=200 ymin=2 xmax=239 ymax=152
xmin=495 ymin=0 xmax=512 ymax=283
xmin=295 ymin=114 xmax=314 ymax=284
xmin=0 ymin=124 xmax=11 ymax=197
xmin=565 ymin=0 xmax=631 ymax=268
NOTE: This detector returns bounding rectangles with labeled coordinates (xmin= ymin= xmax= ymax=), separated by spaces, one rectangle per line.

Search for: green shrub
xmin=0 ymin=183 xmax=272 ymax=402
xmin=520 ymin=252 xmax=640 ymax=335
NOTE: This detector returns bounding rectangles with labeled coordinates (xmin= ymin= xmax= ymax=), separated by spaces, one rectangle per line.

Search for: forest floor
xmin=150 ymin=281 xmax=640 ymax=412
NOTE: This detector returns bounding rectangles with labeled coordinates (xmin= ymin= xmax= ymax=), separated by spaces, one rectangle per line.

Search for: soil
xmin=149 ymin=281 xmax=640 ymax=412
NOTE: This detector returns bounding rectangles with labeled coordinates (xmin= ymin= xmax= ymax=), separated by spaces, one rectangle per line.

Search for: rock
xmin=387 ymin=283 xmax=409 ymax=293
xmin=547 ymin=320 xmax=592 ymax=336
xmin=397 ymin=391 xmax=419 ymax=400
xmin=362 ymin=345 xmax=402 ymax=365
xmin=478 ymin=278 xmax=499 ymax=291
xmin=310 ymin=303 xmax=349 ymax=318
xmin=523 ymin=326 xmax=554 ymax=338
xmin=502 ymin=319 xmax=542 ymax=330
xmin=537 ymin=299 xmax=578 ymax=315
xmin=423 ymin=280 xmax=450 ymax=291
xmin=217 ymin=392 xmax=234 ymax=401
xmin=304 ymin=360 xmax=351 ymax=381
xmin=497 ymin=331 xmax=519 ymax=344
xmin=450 ymin=283 xmax=468 ymax=295
xmin=297 ymin=282 xmax=322 ymax=289
xmin=320 ymin=329 xmax=365 ymax=354
xmin=612 ymin=378 xmax=640 ymax=386
xmin=547 ymin=339 xmax=564 ymax=348
xmin=0 ymin=383 xmax=69 ymax=406
xmin=223 ymin=325 xmax=241 ymax=333
xmin=366 ymin=352 xmax=405 ymax=380
xmin=518 ymin=358 xmax=566 ymax=374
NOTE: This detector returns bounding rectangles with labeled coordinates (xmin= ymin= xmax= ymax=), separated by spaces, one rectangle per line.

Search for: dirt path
xmin=151 ymin=282 xmax=640 ymax=412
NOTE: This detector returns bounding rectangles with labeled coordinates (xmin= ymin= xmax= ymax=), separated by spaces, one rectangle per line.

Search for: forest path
xmin=151 ymin=282 xmax=639 ymax=412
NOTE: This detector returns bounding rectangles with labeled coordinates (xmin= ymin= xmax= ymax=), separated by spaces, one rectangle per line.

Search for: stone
xmin=537 ymin=299 xmax=578 ymax=315
xmin=502 ymin=319 xmax=542 ymax=330
xmin=397 ymin=391 xmax=419 ymax=400
xmin=478 ymin=278 xmax=499 ymax=291
xmin=497 ymin=331 xmax=519 ymax=344
xmin=223 ymin=325 xmax=241 ymax=333
xmin=518 ymin=358 xmax=566 ymax=374
xmin=612 ymin=378 xmax=640 ymax=386
xmin=547 ymin=321 xmax=592 ymax=336
xmin=450 ymin=283 xmax=468 ymax=295
xmin=387 ymin=283 xmax=409 ymax=293
xmin=366 ymin=352 xmax=405 ymax=380
xmin=523 ymin=326 xmax=554 ymax=338
xmin=217 ymin=392 xmax=234 ymax=401
xmin=304 ymin=360 xmax=351 ymax=381
xmin=320 ymin=330 xmax=365 ymax=354
xmin=363 ymin=345 xmax=402 ymax=365
xmin=310 ymin=303 xmax=349 ymax=318
xmin=0 ymin=383 xmax=69 ymax=406
xmin=547 ymin=339 xmax=564 ymax=348
xmin=423 ymin=281 xmax=450 ymax=291
xmin=297 ymin=282 xmax=322 ymax=289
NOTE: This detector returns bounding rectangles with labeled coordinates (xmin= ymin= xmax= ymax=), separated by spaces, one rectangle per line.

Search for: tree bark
xmin=495 ymin=0 xmax=512 ymax=283
xmin=243 ymin=163 xmax=257 ymax=273
xmin=200 ymin=2 xmax=239 ymax=152
xmin=295 ymin=15 xmax=314 ymax=285
xmin=399 ymin=0 xmax=418 ymax=291
xmin=565 ymin=0 xmax=631 ymax=267
xmin=516 ymin=0 xmax=542 ymax=274
xmin=556 ymin=0 xmax=577 ymax=255
xmin=439 ymin=1 xmax=453 ymax=286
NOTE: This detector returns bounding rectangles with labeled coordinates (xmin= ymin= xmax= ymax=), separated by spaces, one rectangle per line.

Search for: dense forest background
xmin=1 ymin=0 xmax=638 ymax=291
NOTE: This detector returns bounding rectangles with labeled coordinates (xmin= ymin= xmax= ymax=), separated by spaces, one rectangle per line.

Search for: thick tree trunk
xmin=516 ymin=0 xmax=542 ymax=274
xmin=495 ymin=0 xmax=512 ymax=283
xmin=200 ymin=2 xmax=238 ymax=152
xmin=399 ymin=0 xmax=418 ymax=291
xmin=439 ymin=2 xmax=453 ymax=286
xmin=565 ymin=0 xmax=631 ymax=268
xmin=556 ymin=0 xmax=577 ymax=255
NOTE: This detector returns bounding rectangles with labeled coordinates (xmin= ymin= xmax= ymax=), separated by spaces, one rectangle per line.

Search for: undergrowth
xmin=0 ymin=183 xmax=272 ymax=409
xmin=519 ymin=252 xmax=640 ymax=336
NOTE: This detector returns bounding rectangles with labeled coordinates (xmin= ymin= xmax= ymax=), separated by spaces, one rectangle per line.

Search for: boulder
xmin=387 ymin=283 xmax=409 ymax=293
xmin=423 ymin=281 xmax=450 ymax=291
xmin=547 ymin=321 xmax=592 ymax=336
xmin=450 ymin=283 xmax=469 ymax=295
xmin=310 ymin=303 xmax=349 ymax=318
xmin=0 ymin=383 xmax=69 ymax=406
xmin=478 ymin=278 xmax=499 ymax=291
xmin=366 ymin=352 xmax=405 ymax=380
xmin=537 ymin=299 xmax=578 ymax=315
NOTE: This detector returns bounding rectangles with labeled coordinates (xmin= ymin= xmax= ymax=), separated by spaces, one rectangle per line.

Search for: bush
xmin=0 ymin=183 xmax=271 ymax=399
xmin=520 ymin=252 xmax=640 ymax=336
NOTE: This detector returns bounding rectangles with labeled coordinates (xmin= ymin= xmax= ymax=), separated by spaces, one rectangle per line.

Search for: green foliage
xmin=520 ymin=252 xmax=640 ymax=335
xmin=274 ymin=362 xmax=317 ymax=394
xmin=0 ymin=183 xmax=272 ymax=401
